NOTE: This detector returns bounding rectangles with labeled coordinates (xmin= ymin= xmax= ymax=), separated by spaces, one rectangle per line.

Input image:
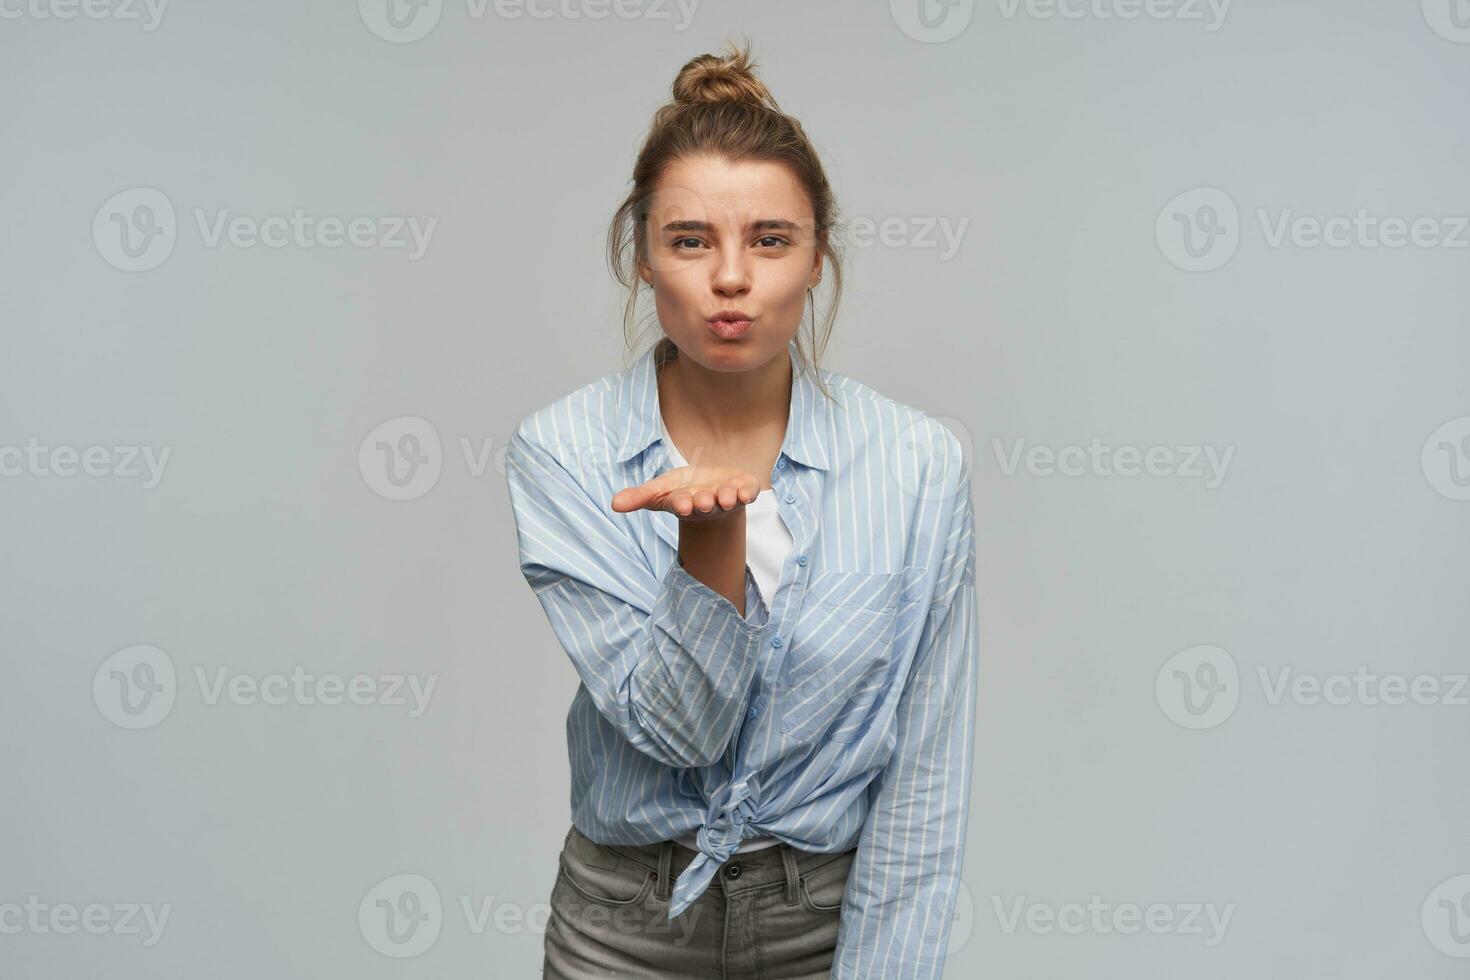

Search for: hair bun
xmin=671 ymin=39 xmax=780 ymax=111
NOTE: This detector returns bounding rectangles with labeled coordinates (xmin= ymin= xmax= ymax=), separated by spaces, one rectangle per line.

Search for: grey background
xmin=4 ymin=0 xmax=1469 ymax=976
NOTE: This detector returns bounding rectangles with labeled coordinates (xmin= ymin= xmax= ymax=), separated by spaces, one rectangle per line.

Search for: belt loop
xmin=657 ymin=840 xmax=674 ymax=902
xmin=780 ymin=844 xmax=800 ymax=906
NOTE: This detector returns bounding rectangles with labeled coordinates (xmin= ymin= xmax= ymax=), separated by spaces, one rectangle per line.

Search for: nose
xmin=711 ymin=249 xmax=751 ymax=297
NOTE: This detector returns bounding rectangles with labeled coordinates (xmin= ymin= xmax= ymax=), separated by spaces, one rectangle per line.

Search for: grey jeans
xmin=542 ymin=824 xmax=857 ymax=979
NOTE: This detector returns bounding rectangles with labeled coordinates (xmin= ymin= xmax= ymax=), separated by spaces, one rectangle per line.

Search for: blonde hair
xmin=606 ymin=37 xmax=842 ymax=401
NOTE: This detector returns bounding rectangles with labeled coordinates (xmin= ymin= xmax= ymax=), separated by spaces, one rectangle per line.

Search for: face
xmin=638 ymin=154 xmax=823 ymax=373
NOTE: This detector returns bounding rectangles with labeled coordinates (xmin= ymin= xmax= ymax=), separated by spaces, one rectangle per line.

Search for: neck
xmin=658 ymin=345 xmax=793 ymax=460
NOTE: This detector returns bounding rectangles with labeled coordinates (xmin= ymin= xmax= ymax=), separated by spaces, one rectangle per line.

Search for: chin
xmin=693 ymin=339 xmax=771 ymax=371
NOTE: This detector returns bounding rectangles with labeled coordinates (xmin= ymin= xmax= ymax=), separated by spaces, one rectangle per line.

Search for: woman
xmin=505 ymin=39 xmax=978 ymax=980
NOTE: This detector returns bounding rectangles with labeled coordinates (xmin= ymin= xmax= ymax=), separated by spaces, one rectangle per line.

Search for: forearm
xmin=677 ymin=510 xmax=749 ymax=616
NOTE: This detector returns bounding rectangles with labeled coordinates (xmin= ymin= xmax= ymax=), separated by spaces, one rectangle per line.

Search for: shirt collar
xmin=614 ymin=338 xmax=832 ymax=471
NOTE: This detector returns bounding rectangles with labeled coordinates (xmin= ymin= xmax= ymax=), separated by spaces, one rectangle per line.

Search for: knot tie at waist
xmin=667 ymin=784 xmax=760 ymax=919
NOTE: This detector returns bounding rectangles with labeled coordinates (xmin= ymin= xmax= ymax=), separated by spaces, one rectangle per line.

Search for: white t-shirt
xmin=661 ymin=422 xmax=793 ymax=853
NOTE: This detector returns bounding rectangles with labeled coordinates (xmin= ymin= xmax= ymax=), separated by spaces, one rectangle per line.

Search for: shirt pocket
xmin=779 ymin=566 xmax=924 ymax=744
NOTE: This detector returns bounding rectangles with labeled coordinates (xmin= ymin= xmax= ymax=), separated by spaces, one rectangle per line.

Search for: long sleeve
xmin=832 ymin=460 xmax=979 ymax=979
xmin=505 ymin=423 xmax=770 ymax=770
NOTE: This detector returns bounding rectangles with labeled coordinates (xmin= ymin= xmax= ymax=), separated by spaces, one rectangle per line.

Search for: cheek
xmin=649 ymin=275 xmax=699 ymax=317
xmin=769 ymin=261 xmax=817 ymax=299
xmin=766 ymin=279 xmax=811 ymax=317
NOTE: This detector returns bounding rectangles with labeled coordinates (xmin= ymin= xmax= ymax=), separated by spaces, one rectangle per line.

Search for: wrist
xmin=678 ymin=506 xmax=743 ymax=550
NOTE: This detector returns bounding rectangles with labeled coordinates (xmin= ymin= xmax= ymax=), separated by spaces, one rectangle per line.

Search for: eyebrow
xmin=660 ymin=218 xmax=801 ymax=234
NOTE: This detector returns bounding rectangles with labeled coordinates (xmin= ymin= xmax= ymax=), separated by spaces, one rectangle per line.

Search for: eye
xmin=756 ymin=235 xmax=790 ymax=248
xmin=671 ymin=237 xmax=704 ymax=251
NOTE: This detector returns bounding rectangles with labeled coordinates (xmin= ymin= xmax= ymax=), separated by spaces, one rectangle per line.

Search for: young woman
xmin=506 ymin=40 xmax=978 ymax=980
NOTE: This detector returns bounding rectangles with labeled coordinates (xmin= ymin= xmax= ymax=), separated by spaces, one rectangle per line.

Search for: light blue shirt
xmin=505 ymin=340 xmax=978 ymax=979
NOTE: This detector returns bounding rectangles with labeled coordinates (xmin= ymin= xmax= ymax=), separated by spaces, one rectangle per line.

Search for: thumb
xmin=611 ymin=485 xmax=646 ymax=512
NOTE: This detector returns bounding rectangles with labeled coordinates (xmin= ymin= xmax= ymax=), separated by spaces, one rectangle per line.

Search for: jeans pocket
xmin=797 ymin=850 xmax=856 ymax=914
xmin=556 ymin=833 xmax=657 ymax=908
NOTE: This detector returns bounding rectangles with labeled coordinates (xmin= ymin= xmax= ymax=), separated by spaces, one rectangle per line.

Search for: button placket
xmin=759 ymin=465 xmax=812 ymax=687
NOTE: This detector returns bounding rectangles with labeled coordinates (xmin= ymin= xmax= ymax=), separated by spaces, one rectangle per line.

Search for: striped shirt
xmin=505 ymin=339 xmax=978 ymax=979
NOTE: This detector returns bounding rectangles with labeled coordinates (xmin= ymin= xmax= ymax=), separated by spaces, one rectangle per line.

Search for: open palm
xmin=611 ymin=466 xmax=763 ymax=524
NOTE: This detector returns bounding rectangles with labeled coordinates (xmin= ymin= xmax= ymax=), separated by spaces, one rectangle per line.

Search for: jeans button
xmin=725 ymin=863 xmax=742 ymax=879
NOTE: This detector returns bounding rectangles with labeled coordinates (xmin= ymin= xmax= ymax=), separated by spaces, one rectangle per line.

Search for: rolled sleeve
xmin=630 ymin=556 xmax=770 ymax=762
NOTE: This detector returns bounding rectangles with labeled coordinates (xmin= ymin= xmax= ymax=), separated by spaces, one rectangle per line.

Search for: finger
xmin=736 ymin=481 xmax=759 ymax=505
xmin=611 ymin=487 xmax=641 ymax=512
xmin=612 ymin=484 xmax=658 ymax=512
xmin=716 ymin=483 xmax=738 ymax=510
xmin=668 ymin=490 xmax=693 ymax=517
xmin=692 ymin=489 xmax=716 ymax=513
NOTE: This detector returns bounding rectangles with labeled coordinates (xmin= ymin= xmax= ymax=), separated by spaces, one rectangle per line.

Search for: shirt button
xmin=771 ymin=636 xmax=783 ymax=648
xmin=747 ymin=705 xmax=760 ymax=719
xmin=797 ymin=554 xmax=808 ymax=566
xmin=784 ymin=493 xmax=795 ymax=504
xmin=725 ymin=864 xmax=742 ymax=879
xmin=777 ymin=458 xmax=787 ymax=469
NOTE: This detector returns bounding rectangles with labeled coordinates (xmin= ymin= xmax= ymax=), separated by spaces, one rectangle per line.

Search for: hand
xmin=611 ymin=466 xmax=762 ymax=524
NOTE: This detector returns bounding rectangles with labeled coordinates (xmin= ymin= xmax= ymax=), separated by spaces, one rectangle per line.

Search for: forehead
xmin=650 ymin=154 xmax=811 ymax=223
